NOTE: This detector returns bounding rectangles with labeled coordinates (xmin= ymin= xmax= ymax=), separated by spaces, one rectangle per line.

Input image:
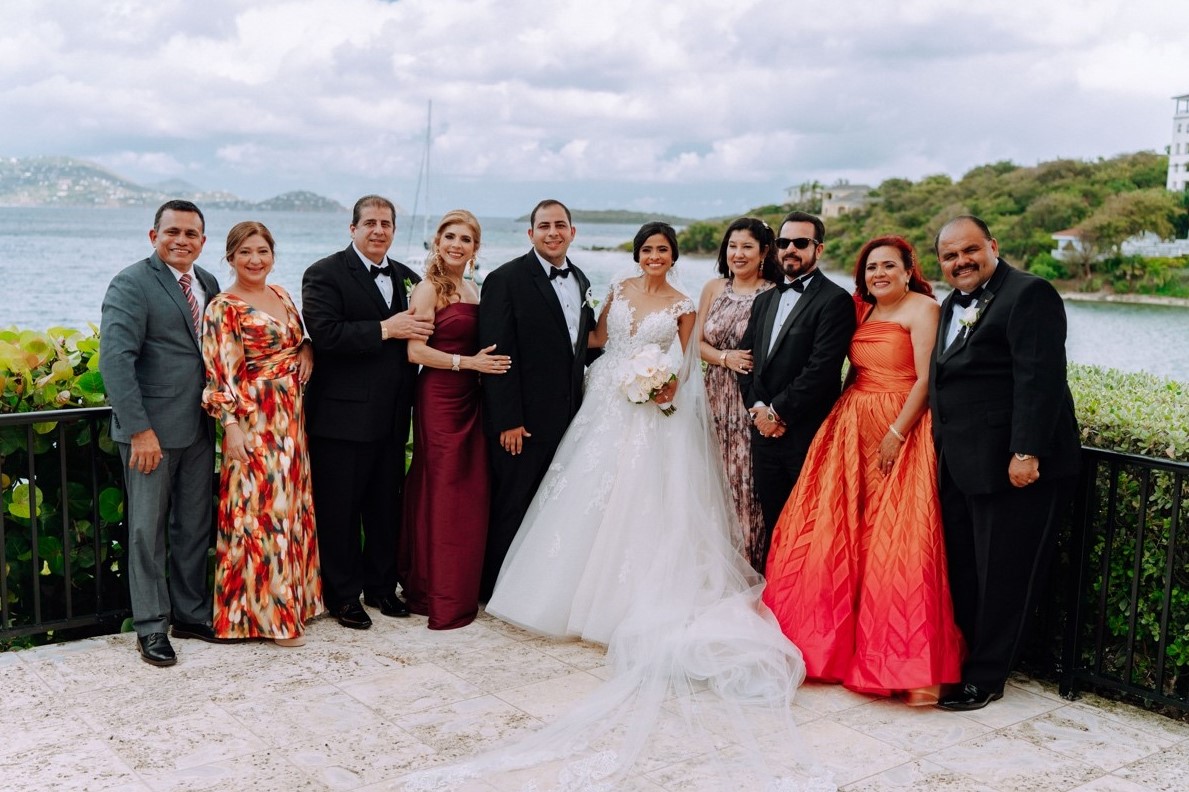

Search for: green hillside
xmin=680 ymin=151 xmax=1189 ymax=295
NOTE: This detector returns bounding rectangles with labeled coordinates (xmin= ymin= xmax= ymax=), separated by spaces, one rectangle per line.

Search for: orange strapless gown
xmin=761 ymin=316 xmax=964 ymax=696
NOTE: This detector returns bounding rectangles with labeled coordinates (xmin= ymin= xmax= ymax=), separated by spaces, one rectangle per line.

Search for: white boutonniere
xmin=584 ymin=286 xmax=600 ymax=311
xmin=958 ymin=304 xmax=981 ymax=329
xmin=402 ymin=277 xmax=414 ymax=295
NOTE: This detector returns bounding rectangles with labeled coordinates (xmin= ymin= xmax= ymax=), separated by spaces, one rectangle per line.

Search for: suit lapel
xmin=387 ymin=257 xmax=408 ymax=313
xmin=149 ymin=254 xmax=202 ymax=351
xmin=937 ymin=262 xmax=1006 ymax=365
xmin=754 ymin=290 xmax=778 ymax=376
xmin=346 ymin=247 xmax=392 ymax=316
xmin=528 ymin=256 xmax=572 ymax=344
xmin=769 ymin=275 xmax=822 ymax=355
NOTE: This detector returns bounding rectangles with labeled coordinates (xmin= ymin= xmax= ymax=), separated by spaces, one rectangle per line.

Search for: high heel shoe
xmin=274 ymin=635 xmax=307 ymax=648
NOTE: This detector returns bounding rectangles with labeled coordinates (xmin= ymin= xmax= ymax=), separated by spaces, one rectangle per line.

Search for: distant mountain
xmin=0 ymin=156 xmax=344 ymax=212
xmin=514 ymin=208 xmax=696 ymax=225
xmin=255 ymin=190 xmax=345 ymax=212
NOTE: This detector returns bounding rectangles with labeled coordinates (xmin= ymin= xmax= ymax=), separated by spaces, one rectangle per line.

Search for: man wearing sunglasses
xmin=739 ymin=211 xmax=855 ymax=567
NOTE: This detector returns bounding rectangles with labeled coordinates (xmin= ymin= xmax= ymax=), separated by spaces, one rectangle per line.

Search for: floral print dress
xmin=701 ymin=279 xmax=772 ymax=570
xmin=202 ymin=285 xmax=323 ymax=639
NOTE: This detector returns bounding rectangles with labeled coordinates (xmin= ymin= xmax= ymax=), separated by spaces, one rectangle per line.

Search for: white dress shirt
xmin=537 ymin=251 xmax=581 ymax=349
xmin=354 ymin=243 xmax=393 ymax=305
xmin=767 ymin=274 xmax=814 ymax=355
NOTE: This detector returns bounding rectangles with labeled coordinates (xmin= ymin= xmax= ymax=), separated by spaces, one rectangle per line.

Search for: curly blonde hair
xmin=425 ymin=209 xmax=481 ymax=307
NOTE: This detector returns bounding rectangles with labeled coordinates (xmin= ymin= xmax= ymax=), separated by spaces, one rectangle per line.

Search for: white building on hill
xmin=1169 ymin=94 xmax=1189 ymax=192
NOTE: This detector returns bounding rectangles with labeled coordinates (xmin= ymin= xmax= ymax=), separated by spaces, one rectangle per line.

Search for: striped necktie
xmin=179 ymin=273 xmax=202 ymax=335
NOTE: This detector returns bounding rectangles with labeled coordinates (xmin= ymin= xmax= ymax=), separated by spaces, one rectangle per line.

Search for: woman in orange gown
xmin=761 ymin=235 xmax=964 ymax=704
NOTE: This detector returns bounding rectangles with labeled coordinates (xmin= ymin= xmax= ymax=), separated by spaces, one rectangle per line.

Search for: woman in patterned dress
xmin=697 ymin=217 xmax=781 ymax=570
xmin=202 ymin=221 xmax=323 ymax=647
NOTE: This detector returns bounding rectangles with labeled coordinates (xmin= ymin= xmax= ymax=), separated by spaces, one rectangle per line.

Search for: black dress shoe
xmin=137 ymin=633 xmax=177 ymax=667
xmin=363 ymin=593 xmax=411 ymax=618
xmin=333 ymin=601 xmax=373 ymax=629
xmin=937 ymin=683 xmax=1004 ymax=711
xmin=171 ymin=621 xmax=227 ymax=643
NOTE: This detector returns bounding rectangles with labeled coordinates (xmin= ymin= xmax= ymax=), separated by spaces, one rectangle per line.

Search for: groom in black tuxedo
xmin=739 ymin=211 xmax=854 ymax=566
xmin=302 ymin=195 xmax=430 ymax=629
xmin=930 ymin=215 xmax=1080 ymax=710
xmin=478 ymin=199 xmax=597 ymax=599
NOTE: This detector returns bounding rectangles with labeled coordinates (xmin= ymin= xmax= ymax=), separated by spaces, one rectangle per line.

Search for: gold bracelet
xmin=888 ymin=424 xmax=906 ymax=442
xmin=451 ymin=353 xmax=461 ymax=372
xmin=720 ymin=351 xmax=728 ymax=366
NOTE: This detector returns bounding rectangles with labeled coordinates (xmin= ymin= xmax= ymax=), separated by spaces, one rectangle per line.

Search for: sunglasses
xmin=775 ymin=237 xmax=819 ymax=250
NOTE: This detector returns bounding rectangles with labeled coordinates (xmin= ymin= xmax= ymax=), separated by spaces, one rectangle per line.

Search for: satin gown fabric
xmin=400 ymin=302 xmax=489 ymax=630
xmin=202 ymin=286 xmax=323 ymax=640
xmin=762 ymin=312 xmax=964 ymax=695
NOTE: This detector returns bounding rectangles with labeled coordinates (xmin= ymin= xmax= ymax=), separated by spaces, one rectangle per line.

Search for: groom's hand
xmin=500 ymin=426 xmax=532 ymax=455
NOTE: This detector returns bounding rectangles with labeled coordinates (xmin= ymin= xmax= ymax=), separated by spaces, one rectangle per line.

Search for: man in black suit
xmin=930 ymin=215 xmax=1080 ymax=710
xmin=302 ymin=195 xmax=431 ymax=629
xmin=478 ymin=199 xmax=597 ymax=599
xmin=739 ymin=211 xmax=855 ymax=565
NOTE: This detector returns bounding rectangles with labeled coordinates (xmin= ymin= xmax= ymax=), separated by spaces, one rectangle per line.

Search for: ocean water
xmin=2 ymin=207 xmax=1187 ymax=381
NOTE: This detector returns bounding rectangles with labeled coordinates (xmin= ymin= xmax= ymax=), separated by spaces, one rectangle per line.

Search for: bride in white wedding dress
xmin=404 ymin=223 xmax=832 ymax=791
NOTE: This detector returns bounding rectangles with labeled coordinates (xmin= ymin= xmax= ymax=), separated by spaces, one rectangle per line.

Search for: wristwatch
xmin=1013 ymin=452 xmax=1036 ymax=461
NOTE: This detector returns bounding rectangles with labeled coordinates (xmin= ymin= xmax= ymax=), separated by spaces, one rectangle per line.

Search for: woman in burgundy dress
xmin=399 ymin=210 xmax=511 ymax=629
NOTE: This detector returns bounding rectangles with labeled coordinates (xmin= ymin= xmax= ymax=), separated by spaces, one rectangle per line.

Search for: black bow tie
xmin=370 ymin=263 xmax=393 ymax=279
xmin=548 ymin=266 xmax=571 ymax=281
xmin=951 ymin=287 xmax=984 ymax=308
xmin=776 ymin=276 xmax=808 ymax=294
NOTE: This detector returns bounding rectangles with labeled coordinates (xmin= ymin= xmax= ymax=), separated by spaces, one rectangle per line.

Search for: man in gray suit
xmin=100 ymin=200 xmax=222 ymax=667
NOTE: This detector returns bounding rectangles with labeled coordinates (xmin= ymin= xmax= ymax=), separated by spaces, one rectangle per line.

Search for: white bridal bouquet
xmin=619 ymin=343 xmax=678 ymax=416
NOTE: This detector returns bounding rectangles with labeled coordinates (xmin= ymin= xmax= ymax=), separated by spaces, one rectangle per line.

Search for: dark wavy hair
xmin=853 ymin=235 xmax=935 ymax=303
xmin=632 ymin=221 xmax=680 ymax=263
xmin=714 ymin=217 xmax=780 ymax=282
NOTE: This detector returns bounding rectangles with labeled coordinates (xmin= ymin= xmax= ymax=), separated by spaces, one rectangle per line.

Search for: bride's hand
xmin=653 ymin=380 xmax=678 ymax=405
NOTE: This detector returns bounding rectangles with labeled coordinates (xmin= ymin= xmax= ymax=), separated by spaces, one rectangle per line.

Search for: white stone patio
xmin=2 ymin=609 xmax=1187 ymax=792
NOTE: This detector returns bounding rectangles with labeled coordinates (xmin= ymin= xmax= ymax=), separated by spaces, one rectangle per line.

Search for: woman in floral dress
xmin=697 ymin=217 xmax=781 ymax=570
xmin=202 ymin=221 xmax=323 ymax=646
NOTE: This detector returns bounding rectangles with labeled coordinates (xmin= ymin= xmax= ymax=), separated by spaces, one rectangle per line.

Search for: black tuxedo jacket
xmin=301 ymin=245 xmax=421 ymax=443
xmin=479 ymin=250 xmax=596 ymax=444
xmin=739 ymin=273 xmax=855 ymax=453
xmin=929 ymin=260 xmax=1080 ymax=494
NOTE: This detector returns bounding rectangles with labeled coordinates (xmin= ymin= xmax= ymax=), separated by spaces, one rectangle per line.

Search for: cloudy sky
xmin=2 ymin=0 xmax=1187 ymax=218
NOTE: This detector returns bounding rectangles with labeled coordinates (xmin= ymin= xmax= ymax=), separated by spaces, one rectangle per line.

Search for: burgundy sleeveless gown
xmin=399 ymin=302 xmax=489 ymax=629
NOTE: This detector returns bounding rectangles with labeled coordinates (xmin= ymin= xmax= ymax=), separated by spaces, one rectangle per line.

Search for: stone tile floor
xmin=2 ymin=609 xmax=1187 ymax=791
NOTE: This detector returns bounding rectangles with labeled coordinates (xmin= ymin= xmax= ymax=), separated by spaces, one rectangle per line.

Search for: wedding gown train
xmin=404 ymin=279 xmax=833 ymax=791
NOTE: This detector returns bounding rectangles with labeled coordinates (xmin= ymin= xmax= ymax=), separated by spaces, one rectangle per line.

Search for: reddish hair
xmin=852 ymin=235 xmax=934 ymax=304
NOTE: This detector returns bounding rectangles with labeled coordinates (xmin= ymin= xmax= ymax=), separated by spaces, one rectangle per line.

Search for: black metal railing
xmin=0 ymin=407 xmax=129 ymax=640
xmin=1060 ymin=447 xmax=1189 ymax=712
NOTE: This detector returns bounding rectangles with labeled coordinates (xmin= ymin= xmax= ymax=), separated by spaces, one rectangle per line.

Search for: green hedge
xmin=1 ymin=327 xmax=126 ymax=647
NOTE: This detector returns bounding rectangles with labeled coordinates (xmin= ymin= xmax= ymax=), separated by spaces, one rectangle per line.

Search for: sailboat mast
xmin=422 ymin=100 xmax=432 ymax=245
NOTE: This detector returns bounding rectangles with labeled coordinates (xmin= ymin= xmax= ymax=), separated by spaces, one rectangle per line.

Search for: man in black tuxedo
xmin=739 ymin=211 xmax=855 ymax=566
xmin=478 ymin=199 xmax=597 ymax=599
xmin=302 ymin=195 xmax=431 ymax=629
xmin=930 ymin=215 xmax=1080 ymax=710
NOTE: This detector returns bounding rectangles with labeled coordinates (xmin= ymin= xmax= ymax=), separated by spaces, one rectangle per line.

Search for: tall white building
xmin=1169 ymin=94 xmax=1189 ymax=191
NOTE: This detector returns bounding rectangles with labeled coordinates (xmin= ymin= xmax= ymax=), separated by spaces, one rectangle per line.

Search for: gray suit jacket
xmin=100 ymin=253 xmax=220 ymax=448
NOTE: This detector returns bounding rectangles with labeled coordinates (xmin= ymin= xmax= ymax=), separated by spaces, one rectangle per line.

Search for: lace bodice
xmin=602 ymin=280 xmax=695 ymax=359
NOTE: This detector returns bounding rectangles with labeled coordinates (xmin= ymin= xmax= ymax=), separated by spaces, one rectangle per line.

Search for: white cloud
xmin=1 ymin=0 xmax=1187 ymax=216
